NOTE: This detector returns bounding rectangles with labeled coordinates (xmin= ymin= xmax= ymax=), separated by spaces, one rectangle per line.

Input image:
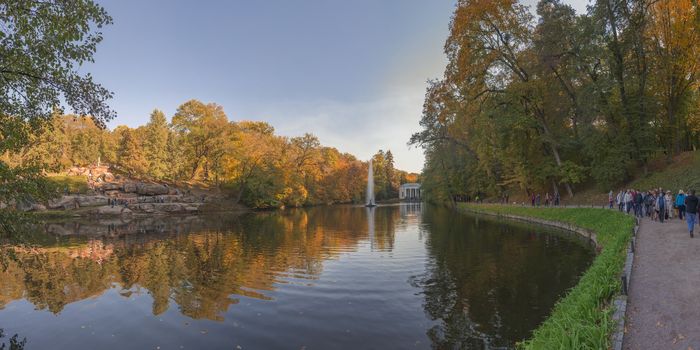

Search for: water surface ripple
xmin=0 ymin=204 xmax=593 ymax=349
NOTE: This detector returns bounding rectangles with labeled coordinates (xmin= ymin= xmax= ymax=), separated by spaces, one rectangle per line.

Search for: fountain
xmin=365 ymin=159 xmax=376 ymax=207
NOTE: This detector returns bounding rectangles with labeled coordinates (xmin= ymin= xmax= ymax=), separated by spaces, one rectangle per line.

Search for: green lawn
xmin=460 ymin=204 xmax=634 ymax=349
xmin=628 ymin=151 xmax=700 ymax=192
xmin=46 ymin=175 xmax=89 ymax=194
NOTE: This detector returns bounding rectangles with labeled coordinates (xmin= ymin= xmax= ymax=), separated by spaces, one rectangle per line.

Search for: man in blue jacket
xmin=676 ymin=190 xmax=686 ymax=220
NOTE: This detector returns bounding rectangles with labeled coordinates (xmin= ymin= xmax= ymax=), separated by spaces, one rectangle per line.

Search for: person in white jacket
xmin=624 ymin=190 xmax=632 ymax=214
xmin=617 ymin=190 xmax=624 ymax=212
xmin=665 ymin=191 xmax=674 ymax=219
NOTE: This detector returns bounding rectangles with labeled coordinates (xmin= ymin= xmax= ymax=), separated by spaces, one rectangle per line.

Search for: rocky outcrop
xmin=131 ymin=202 xmax=200 ymax=214
xmin=123 ymin=182 xmax=138 ymax=193
xmin=136 ymin=183 xmax=169 ymax=196
xmin=100 ymin=182 xmax=121 ymax=191
xmin=95 ymin=205 xmax=132 ymax=216
xmin=31 ymin=204 xmax=47 ymax=211
xmin=48 ymin=196 xmax=78 ymax=210
xmin=76 ymin=195 xmax=109 ymax=207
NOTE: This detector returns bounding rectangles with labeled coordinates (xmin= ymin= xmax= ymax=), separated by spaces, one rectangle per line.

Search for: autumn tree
xmin=171 ymin=100 xmax=231 ymax=181
xmin=144 ymin=109 xmax=170 ymax=179
xmin=117 ymin=128 xmax=148 ymax=177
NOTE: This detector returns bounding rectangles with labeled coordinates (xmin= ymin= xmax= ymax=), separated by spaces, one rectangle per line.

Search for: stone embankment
xmin=35 ymin=179 xmax=218 ymax=216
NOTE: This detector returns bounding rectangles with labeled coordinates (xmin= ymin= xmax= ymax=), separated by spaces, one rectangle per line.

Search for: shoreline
xmin=457 ymin=203 xmax=635 ymax=350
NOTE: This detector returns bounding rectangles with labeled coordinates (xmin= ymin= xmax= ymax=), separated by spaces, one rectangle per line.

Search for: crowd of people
xmin=530 ymin=192 xmax=561 ymax=207
xmin=609 ymin=188 xmax=700 ymax=237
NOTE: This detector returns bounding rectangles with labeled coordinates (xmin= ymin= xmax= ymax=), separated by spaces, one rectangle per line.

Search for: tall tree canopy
xmin=0 ymin=0 xmax=114 ymax=233
xmin=411 ymin=0 xmax=700 ymax=202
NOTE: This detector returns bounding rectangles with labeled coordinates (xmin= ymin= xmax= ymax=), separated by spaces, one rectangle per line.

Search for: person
xmin=545 ymin=192 xmax=551 ymax=207
xmin=685 ymin=190 xmax=699 ymax=238
xmin=676 ymin=190 xmax=686 ymax=220
xmin=634 ymin=190 xmax=643 ymax=217
xmin=665 ymin=191 xmax=674 ymax=220
xmin=531 ymin=194 xmax=536 ymax=207
xmin=647 ymin=191 xmax=655 ymax=220
xmin=617 ymin=190 xmax=624 ymax=211
xmin=608 ymin=190 xmax=614 ymax=209
xmin=624 ymin=190 xmax=633 ymax=214
xmin=536 ymin=194 xmax=541 ymax=207
xmin=656 ymin=191 xmax=666 ymax=223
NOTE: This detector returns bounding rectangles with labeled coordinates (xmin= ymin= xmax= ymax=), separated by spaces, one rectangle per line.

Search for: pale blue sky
xmin=87 ymin=0 xmax=589 ymax=172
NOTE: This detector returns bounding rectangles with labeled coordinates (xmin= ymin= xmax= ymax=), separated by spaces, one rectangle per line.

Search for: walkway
xmin=624 ymin=216 xmax=700 ymax=349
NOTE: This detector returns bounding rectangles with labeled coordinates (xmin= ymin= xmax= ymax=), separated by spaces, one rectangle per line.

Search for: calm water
xmin=0 ymin=204 xmax=594 ymax=349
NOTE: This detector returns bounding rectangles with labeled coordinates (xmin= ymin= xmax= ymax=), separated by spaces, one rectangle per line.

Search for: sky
xmin=88 ymin=0 xmax=589 ymax=173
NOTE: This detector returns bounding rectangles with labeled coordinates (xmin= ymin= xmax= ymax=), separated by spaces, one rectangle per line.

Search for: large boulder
xmin=48 ymin=196 xmax=78 ymax=210
xmin=31 ymin=203 xmax=47 ymax=212
xmin=75 ymin=195 xmax=109 ymax=207
xmin=147 ymin=203 xmax=188 ymax=213
xmin=95 ymin=205 xmax=132 ymax=216
xmin=137 ymin=183 xmax=169 ymax=196
xmin=100 ymin=182 xmax=121 ymax=191
xmin=123 ymin=182 xmax=138 ymax=193
xmin=133 ymin=203 xmax=156 ymax=213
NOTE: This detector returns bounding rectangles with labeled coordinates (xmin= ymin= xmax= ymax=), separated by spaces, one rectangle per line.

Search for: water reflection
xmin=0 ymin=329 xmax=26 ymax=350
xmin=0 ymin=205 xmax=593 ymax=349
xmin=412 ymin=206 xmax=594 ymax=348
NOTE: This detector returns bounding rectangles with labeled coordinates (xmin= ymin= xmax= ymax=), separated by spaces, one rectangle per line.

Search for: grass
xmin=46 ymin=175 xmax=89 ymax=194
xmin=460 ymin=204 xmax=635 ymax=350
xmin=627 ymin=151 xmax=700 ymax=192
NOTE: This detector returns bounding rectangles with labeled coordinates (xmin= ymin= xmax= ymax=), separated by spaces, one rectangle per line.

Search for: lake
xmin=0 ymin=204 xmax=594 ymax=349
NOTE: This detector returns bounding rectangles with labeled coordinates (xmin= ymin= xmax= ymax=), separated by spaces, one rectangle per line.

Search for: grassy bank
xmin=460 ymin=204 xmax=634 ymax=349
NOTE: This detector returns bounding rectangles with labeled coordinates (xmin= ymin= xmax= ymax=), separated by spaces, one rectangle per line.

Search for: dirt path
xmin=624 ymin=216 xmax=700 ymax=349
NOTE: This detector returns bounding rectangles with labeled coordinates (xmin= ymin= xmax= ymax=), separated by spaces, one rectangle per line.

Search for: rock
xmin=75 ymin=195 xmax=109 ymax=207
xmin=134 ymin=203 xmax=155 ymax=213
xmin=95 ymin=205 xmax=132 ymax=216
xmin=48 ymin=196 xmax=78 ymax=210
xmin=136 ymin=183 xmax=169 ymax=196
xmin=16 ymin=198 xmax=35 ymax=212
xmin=159 ymin=203 xmax=184 ymax=212
xmin=100 ymin=182 xmax=121 ymax=191
xmin=123 ymin=182 xmax=138 ymax=193
xmin=103 ymin=172 xmax=115 ymax=181
xmin=31 ymin=203 xmax=47 ymax=211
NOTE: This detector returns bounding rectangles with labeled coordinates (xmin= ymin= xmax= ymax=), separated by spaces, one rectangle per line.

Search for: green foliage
xmin=0 ymin=0 xmax=114 ymax=234
xmin=46 ymin=176 xmax=89 ymax=195
xmin=629 ymin=151 xmax=700 ymax=191
xmin=461 ymin=204 xmax=634 ymax=349
xmin=116 ymin=128 xmax=148 ymax=177
xmin=144 ymin=109 xmax=170 ymax=179
xmin=411 ymin=0 xmax=700 ymax=201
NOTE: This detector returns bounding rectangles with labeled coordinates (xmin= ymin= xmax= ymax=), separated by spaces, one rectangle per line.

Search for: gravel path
xmin=624 ymin=216 xmax=700 ymax=350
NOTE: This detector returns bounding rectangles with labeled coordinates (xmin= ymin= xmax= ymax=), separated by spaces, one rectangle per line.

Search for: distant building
xmin=399 ymin=183 xmax=421 ymax=201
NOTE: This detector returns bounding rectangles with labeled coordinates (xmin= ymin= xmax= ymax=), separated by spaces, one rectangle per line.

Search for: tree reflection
xmin=0 ymin=206 xmax=399 ymax=321
xmin=412 ymin=207 xmax=594 ymax=348
xmin=0 ymin=329 xmax=26 ymax=350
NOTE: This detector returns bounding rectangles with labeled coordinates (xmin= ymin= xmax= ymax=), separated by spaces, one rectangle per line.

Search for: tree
xmin=0 ymin=0 xmax=114 ymax=234
xmin=171 ymin=100 xmax=230 ymax=180
xmin=144 ymin=109 xmax=170 ymax=179
xmin=647 ymin=0 xmax=700 ymax=154
xmin=117 ymin=129 xmax=148 ymax=177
